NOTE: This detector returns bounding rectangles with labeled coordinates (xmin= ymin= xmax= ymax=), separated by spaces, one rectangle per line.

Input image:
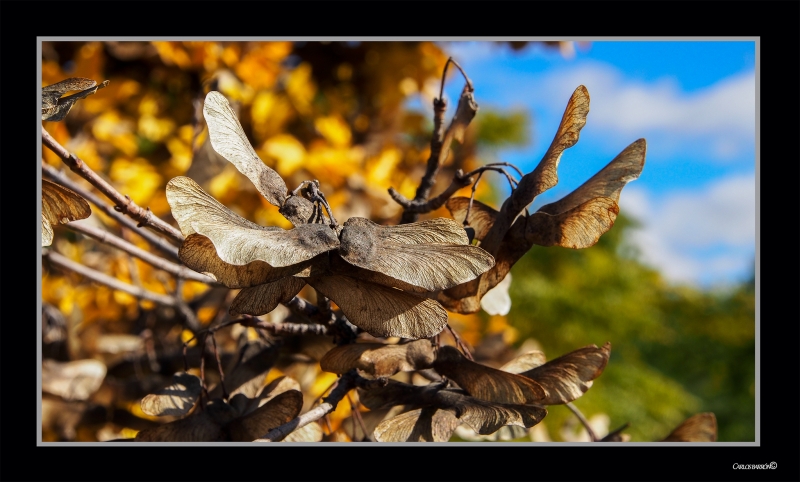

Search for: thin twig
xmin=347 ymin=393 xmax=369 ymax=442
xmin=42 ymin=128 xmax=184 ymax=243
xmin=446 ymin=324 xmax=474 ymax=361
xmin=44 ymin=250 xmax=202 ymax=332
xmin=66 ymin=221 xmax=217 ymax=284
xmin=210 ymin=334 xmax=228 ymax=401
xmin=566 ymin=402 xmax=598 ymax=442
xmin=43 ymin=161 xmax=181 ymax=260
xmin=45 ymin=250 xmax=179 ymax=308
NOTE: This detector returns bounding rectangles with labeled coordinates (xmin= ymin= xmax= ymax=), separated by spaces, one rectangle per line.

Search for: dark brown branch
xmin=42 ymin=128 xmax=184 ymax=243
xmin=396 ymin=72 xmax=479 ymax=223
xmin=42 ymin=161 xmax=181 ymax=260
xmin=66 ymin=221 xmax=217 ymax=284
xmin=388 ymin=169 xmax=473 ymax=215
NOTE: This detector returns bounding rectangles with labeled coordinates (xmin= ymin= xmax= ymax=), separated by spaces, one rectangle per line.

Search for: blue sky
xmin=427 ymin=40 xmax=757 ymax=289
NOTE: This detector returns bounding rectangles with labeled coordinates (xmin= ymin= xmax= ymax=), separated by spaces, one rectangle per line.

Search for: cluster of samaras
xmin=168 ymin=87 xmax=645 ymax=341
xmin=167 ymin=92 xmax=496 ymax=339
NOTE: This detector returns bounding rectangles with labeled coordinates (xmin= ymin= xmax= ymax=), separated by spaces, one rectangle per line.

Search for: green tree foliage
xmin=507 ymin=215 xmax=755 ymax=441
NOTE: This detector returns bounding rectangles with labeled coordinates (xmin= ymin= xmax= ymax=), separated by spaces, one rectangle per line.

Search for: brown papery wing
xmin=519 ymin=342 xmax=610 ymax=405
xmin=308 ymin=275 xmax=448 ymax=339
xmin=42 ymin=179 xmax=91 ymax=246
xmin=203 ymin=91 xmax=288 ymax=208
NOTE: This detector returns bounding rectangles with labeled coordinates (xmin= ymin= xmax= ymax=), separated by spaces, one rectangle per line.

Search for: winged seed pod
xmin=42 ymin=179 xmax=92 ymax=247
xmin=135 ymin=389 xmax=304 ymax=442
xmin=165 ymin=91 xmax=495 ymax=339
xmin=662 ymin=412 xmax=717 ymax=442
xmin=42 ymin=77 xmax=109 ymax=121
xmin=440 ymin=86 xmax=645 ymax=314
xmin=362 ymin=380 xmax=547 ymax=442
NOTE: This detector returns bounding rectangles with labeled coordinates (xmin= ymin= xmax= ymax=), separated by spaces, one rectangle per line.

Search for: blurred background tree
xmin=40 ymin=40 xmax=754 ymax=442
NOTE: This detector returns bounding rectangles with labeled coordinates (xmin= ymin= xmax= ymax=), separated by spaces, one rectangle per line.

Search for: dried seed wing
xmin=134 ymin=410 xmax=224 ymax=442
xmin=374 ymin=407 xmax=460 ymax=442
xmin=518 ymin=342 xmax=610 ymax=405
xmin=537 ymin=139 xmax=646 ymax=216
xmin=203 ymin=91 xmax=288 ymax=207
xmin=140 ymin=372 xmax=202 ymax=417
xmin=42 ymin=179 xmax=92 ymax=246
xmin=454 ymin=397 xmax=548 ymax=435
xmin=338 ymin=218 xmax=494 ymax=291
xmin=167 ymin=177 xmax=339 ymax=268
xmin=482 ymin=86 xmax=590 ymax=254
xmin=445 ymin=197 xmax=498 ymax=242
xmin=320 ymin=339 xmax=435 ymax=377
xmin=227 ymin=390 xmax=303 ymax=442
xmin=179 ymin=234 xmax=312 ymax=288
xmin=42 ymin=78 xmax=109 ymax=121
xmin=526 ymin=197 xmax=619 ymax=249
xmin=229 ymin=276 xmax=307 ymax=316
xmin=376 ymin=217 xmax=472 ymax=245
xmin=41 ymin=359 xmax=106 ymax=401
xmin=499 ymin=350 xmax=547 ymax=374
xmin=433 ymin=345 xmax=546 ymax=404
xmin=308 ymin=275 xmax=448 ymax=339
xmin=662 ymin=412 xmax=717 ymax=442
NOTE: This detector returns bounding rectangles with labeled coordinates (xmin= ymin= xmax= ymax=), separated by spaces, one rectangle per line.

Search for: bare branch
xmin=43 ymin=161 xmax=181 ymax=260
xmin=44 ymin=250 xmax=178 ymax=308
xmin=44 ymin=250 xmax=202 ymax=332
xmin=42 ymin=128 xmax=184 ymax=243
xmin=66 ymin=221 xmax=217 ymax=284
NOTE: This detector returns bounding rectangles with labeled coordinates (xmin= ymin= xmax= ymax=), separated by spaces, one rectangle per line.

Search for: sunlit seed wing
xmin=373 ymin=407 xmax=460 ymax=442
xmin=179 ymin=234 xmax=311 ymax=288
xmin=537 ymin=139 xmax=646 ymax=216
xmin=42 ymin=179 xmax=92 ymax=246
xmin=518 ymin=342 xmax=610 ymax=405
xmin=338 ymin=217 xmax=494 ymax=292
xmin=498 ymin=350 xmax=547 ymax=374
xmin=662 ymin=412 xmax=717 ymax=442
xmin=203 ymin=91 xmax=288 ymax=207
xmin=445 ymin=197 xmax=498 ymax=242
xmin=308 ymin=275 xmax=448 ymax=339
xmin=229 ymin=276 xmax=307 ymax=316
xmin=140 ymin=372 xmax=202 ymax=417
xmin=481 ymin=86 xmax=590 ymax=254
xmin=227 ymin=390 xmax=303 ymax=442
xmin=320 ymin=339 xmax=435 ymax=377
xmin=526 ymin=197 xmax=619 ymax=249
xmin=167 ymin=177 xmax=339 ymax=268
xmin=433 ymin=346 xmax=546 ymax=404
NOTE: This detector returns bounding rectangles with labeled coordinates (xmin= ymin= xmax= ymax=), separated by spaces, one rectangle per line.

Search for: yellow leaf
xmin=262 ymin=134 xmax=306 ymax=177
xmin=153 ymin=41 xmax=192 ymax=68
xmin=109 ymin=157 xmax=163 ymax=205
xmin=365 ymin=147 xmax=401 ymax=188
xmin=286 ymin=63 xmax=316 ymax=116
xmin=314 ymin=115 xmax=352 ymax=148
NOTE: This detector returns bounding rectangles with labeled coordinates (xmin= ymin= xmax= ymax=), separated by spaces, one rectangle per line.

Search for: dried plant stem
xmin=255 ymin=370 xmax=387 ymax=442
xmin=43 ymin=161 xmax=181 ymax=260
xmin=66 ymin=221 xmax=216 ymax=284
xmin=446 ymin=324 xmax=474 ymax=361
xmin=42 ymin=128 xmax=184 ymax=243
xmin=566 ymin=402 xmax=598 ymax=442
xmin=44 ymin=250 xmax=201 ymax=332
xmin=395 ymin=58 xmax=478 ymax=224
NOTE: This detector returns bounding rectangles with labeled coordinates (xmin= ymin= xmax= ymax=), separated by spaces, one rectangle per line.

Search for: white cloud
xmin=619 ymin=174 xmax=756 ymax=286
xmin=538 ymin=62 xmax=756 ymax=163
